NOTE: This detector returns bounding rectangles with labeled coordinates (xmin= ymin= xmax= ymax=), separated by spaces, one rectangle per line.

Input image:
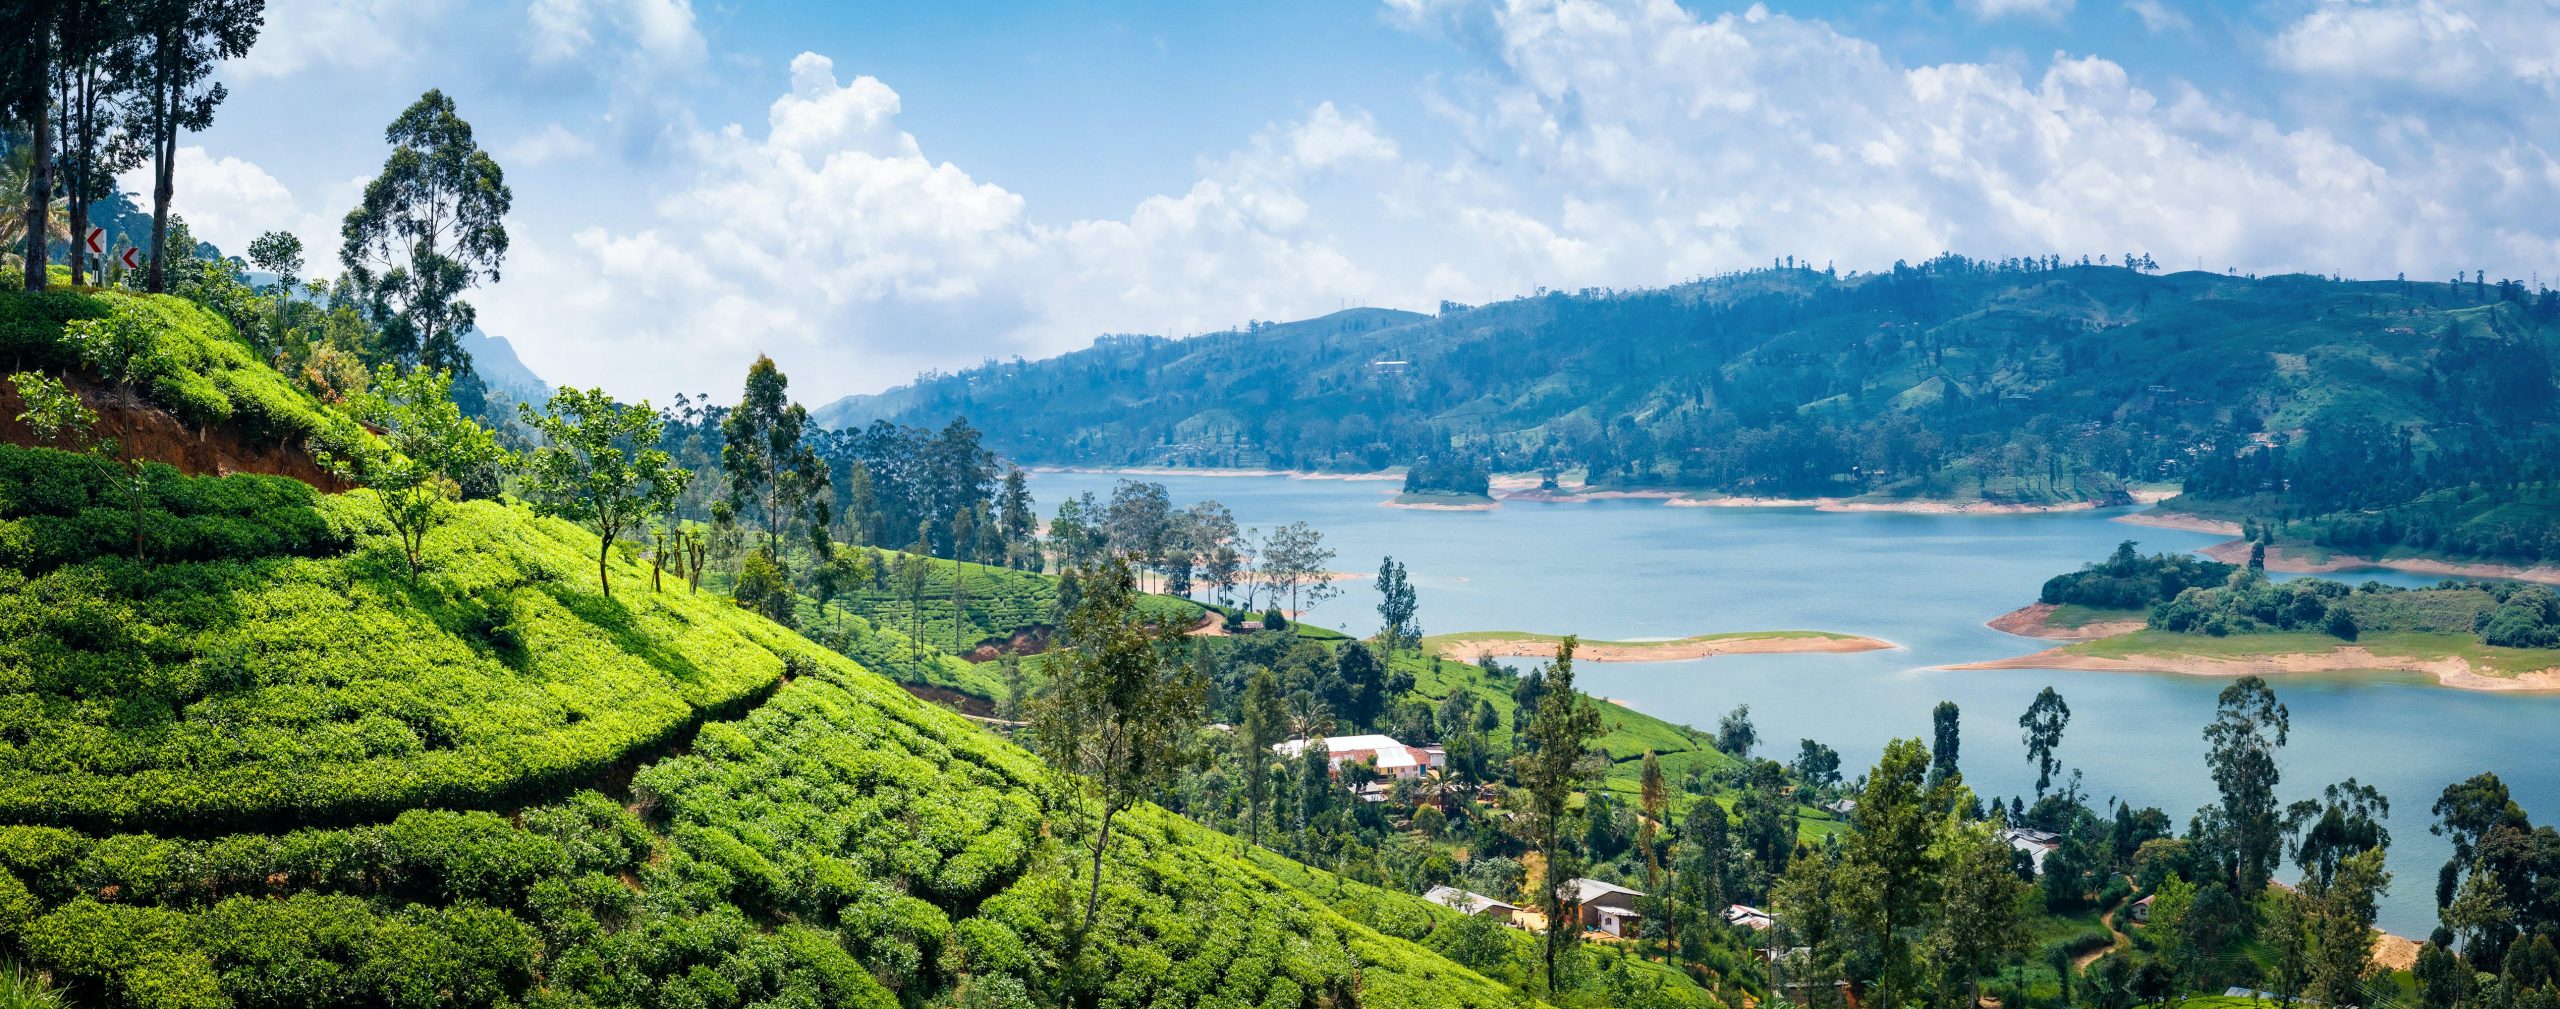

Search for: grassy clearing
xmin=2066 ymin=628 xmax=2560 ymax=677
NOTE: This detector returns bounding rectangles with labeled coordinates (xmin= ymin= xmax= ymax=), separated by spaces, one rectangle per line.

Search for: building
xmin=1999 ymin=827 xmax=2062 ymax=876
xmin=1423 ymin=886 xmax=1521 ymax=923
xmin=2130 ymin=893 xmax=2154 ymax=923
xmin=1271 ymin=734 xmax=1445 ymax=780
xmin=1724 ymin=904 xmax=1776 ymax=931
xmin=1821 ymin=798 xmax=1857 ymax=817
xmin=1559 ymin=878 xmax=1646 ymax=938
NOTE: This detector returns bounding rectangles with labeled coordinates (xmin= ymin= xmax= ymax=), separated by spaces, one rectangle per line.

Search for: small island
xmin=1428 ymin=629 xmax=1894 ymax=663
xmin=1962 ymin=541 xmax=2560 ymax=691
xmin=1385 ymin=454 xmax=1499 ymax=509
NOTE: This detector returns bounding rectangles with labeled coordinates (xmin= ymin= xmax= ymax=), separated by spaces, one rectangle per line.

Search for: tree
xmin=1029 ymin=556 xmax=1205 ymax=935
xmin=1716 ymin=704 xmax=1757 ymax=759
xmin=340 ymin=89 xmax=509 ymax=378
xmin=347 ymin=366 xmax=508 ymax=576
xmin=1259 ymin=521 xmax=1338 ymax=627
xmin=50 ymin=0 xmax=142 ymax=288
xmin=2287 ymin=778 xmax=2391 ymax=889
xmin=1374 ymin=555 xmax=1420 ymax=654
xmin=1842 ymin=738 xmax=1952 ymax=1009
xmin=997 ymin=467 xmax=1036 ymax=569
xmin=5 ymin=0 xmax=62 ymax=290
xmin=1927 ymin=823 xmax=2031 ymax=1009
xmin=2201 ymin=675 xmax=2289 ymax=895
xmin=246 ymin=230 xmax=302 ymax=351
xmin=126 ymin=0 xmax=262 ymax=293
xmin=518 ymin=387 xmax=688 ymax=597
xmin=1929 ymin=700 xmax=1961 ymax=789
xmin=1639 ymin=749 xmax=1669 ymax=906
xmin=1190 ymin=500 xmax=1241 ymax=603
xmin=1793 ymin=739 xmax=1842 ymax=793
xmin=1239 ymin=667 xmax=1284 ymax=847
xmin=721 ymin=356 xmax=829 ymax=557
xmin=2019 ymin=686 xmax=2070 ymax=797
xmin=1510 ymin=636 xmax=1602 ymax=993
xmin=2305 ymin=848 xmax=2391 ymax=1008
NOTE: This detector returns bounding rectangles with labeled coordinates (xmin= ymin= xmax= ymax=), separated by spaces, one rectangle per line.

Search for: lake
xmin=1026 ymin=469 xmax=2557 ymax=939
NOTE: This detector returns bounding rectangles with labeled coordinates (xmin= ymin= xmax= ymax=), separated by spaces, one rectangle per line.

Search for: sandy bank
xmin=1667 ymin=494 xmax=2105 ymax=515
xmin=2112 ymin=509 xmax=2244 ymax=535
xmin=1944 ymin=644 xmax=2560 ymax=693
xmin=1435 ymin=632 xmax=1894 ymax=663
xmin=1987 ymin=604 xmax=2147 ymax=641
xmin=1382 ymin=492 xmax=1500 ymax=511
xmin=2198 ymin=540 xmax=2560 ymax=586
xmin=1029 ymin=465 xmax=1400 ymax=482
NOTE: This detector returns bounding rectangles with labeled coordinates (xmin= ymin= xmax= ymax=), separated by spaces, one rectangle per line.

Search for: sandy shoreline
xmin=1030 ymin=465 xmax=1401 ymax=482
xmin=2198 ymin=540 xmax=2560 ymax=586
xmin=1944 ymin=644 xmax=2560 ymax=693
xmin=1665 ymin=494 xmax=2107 ymax=514
xmin=1986 ymin=604 xmax=2147 ymax=641
xmin=2112 ymin=509 xmax=2244 ymax=535
xmin=1435 ymin=632 xmax=1894 ymax=663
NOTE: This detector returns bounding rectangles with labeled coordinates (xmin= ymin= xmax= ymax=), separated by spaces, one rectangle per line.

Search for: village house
xmin=2130 ymin=893 xmax=2154 ymax=923
xmin=1998 ymin=826 xmax=2061 ymax=876
xmin=1558 ymin=878 xmax=1646 ymax=938
xmin=1271 ymin=734 xmax=1445 ymax=780
xmin=1422 ymin=886 xmax=1522 ymax=924
xmin=1723 ymin=904 xmax=1776 ymax=931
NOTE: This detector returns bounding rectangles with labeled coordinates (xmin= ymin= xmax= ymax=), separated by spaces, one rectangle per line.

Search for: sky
xmin=153 ymin=0 xmax=2560 ymax=405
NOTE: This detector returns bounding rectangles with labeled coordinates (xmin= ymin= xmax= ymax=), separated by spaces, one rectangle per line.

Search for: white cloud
xmin=117 ymin=148 xmax=340 ymax=263
xmin=223 ymin=0 xmax=456 ymax=80
xmin=1962 ymin=0 xmax=2074 ymax=21
xmin=476 ymin=1 xmax=2560 ymax=404
xmin=504 ymin=124 xmax=598 ymax=166
xmin=2123 ymin=0 xmax=2190 ymax=34
xmin=479 ymin=54 xmax=1404 ymax=401
xmin=527 ymin=0 xmax=705 ymax=71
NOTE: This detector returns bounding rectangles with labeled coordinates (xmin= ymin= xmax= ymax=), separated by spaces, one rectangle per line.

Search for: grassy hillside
xmin=820 ymin=262 xmax=2560 ymax=556
xmin=0 ymin=291 xmax=1674 ymax=1008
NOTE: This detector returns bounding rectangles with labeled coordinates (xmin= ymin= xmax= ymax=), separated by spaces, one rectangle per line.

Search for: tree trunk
xmin=598 ymin=534 xmax=614 ymax=597
xmin=20 ymin=18 xmax=53 ymax=293
xmin=146 ymin=65 xmax=172 ymax=294
xmin=1084 ymin=802 xmax=1117 ymax=933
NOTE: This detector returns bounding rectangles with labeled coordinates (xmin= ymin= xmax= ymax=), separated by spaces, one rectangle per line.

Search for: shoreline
xmin=1986 ymin=604 xmax=2147 ymax=641
xmin=1664 ymin=494 xmax=2109 ymax=515
xmin=1432 ymin=631 xmax=1895 ymax=663
xmin=1027 ymin=465 xmax=1401 ymax=482
xmin=1943 ymin=644 xmax=2560 ymax=693
xmin=2111 ymin=509 xmax=2245 ymax=535
xmin=2198 ymin=539 xmax=2560 ymax=587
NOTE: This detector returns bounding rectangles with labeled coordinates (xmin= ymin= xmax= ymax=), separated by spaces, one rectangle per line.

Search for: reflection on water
xmin=1028 ymin=470 xmax=2546 ymax=937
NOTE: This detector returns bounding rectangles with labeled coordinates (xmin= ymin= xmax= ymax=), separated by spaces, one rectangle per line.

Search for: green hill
xmin=0 ymin=289 xmax=1716 ymax=1008
xmin=818 ymin=261 xmax=2560 ymax=560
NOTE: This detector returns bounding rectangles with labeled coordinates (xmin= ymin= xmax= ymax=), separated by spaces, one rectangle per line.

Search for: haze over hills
xmin=818 ymin=257 xmax=2560 ymax=563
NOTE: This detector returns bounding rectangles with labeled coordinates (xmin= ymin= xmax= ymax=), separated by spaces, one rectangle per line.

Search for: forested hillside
xmin=821 ymin=258 xmax=2560 ymax=561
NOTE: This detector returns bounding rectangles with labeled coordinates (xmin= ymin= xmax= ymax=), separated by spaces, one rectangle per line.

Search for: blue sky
xmin=160 ymin=0 xmax=2560 ymax=403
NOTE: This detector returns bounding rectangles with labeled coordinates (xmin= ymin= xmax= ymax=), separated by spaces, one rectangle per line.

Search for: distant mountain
xmin=817 ymin=258 xmax=2560 ymax=561
xmin=460 ymin=326 xmax=551 ymax=408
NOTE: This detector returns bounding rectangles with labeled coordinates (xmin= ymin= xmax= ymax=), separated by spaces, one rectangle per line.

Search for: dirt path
xmin=2074 ymin=903 xmax=2131 ymax=971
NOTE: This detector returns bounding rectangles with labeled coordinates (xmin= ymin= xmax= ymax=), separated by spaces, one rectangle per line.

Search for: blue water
xmin=1027 ymin=470 xmax=2559 ymax=938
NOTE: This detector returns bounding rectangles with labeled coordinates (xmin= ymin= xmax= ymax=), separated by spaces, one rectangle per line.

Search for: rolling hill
xmin=819 ymin=259 xmax=2560 ymax=561
xmin=0 ymin=289 xmax=1712 ymax=1009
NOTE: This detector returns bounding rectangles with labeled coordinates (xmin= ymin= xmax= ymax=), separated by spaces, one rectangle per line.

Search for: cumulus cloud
xmin=116 ymin=148 xmax=342 ymax=262
xmin=479 ymin=54 xmax=1403 ymax=400
xmin=477 ymin=0 xmax=2560 ymax=402
xmin=2270 ymin=0 xmax=2559 ymax=98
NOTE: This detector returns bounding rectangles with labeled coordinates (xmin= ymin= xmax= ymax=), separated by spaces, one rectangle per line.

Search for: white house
xmin=1559 ymin=878 xmax=1646 ymax=938
xmin=1998 ymin=827 xmax=2061 ymax=876
xmin=1272 ymin=734 xmax=1445 ymax=780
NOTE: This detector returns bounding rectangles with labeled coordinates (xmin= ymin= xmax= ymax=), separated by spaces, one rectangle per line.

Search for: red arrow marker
xmin=83 ymin=228 xmax=104 ymax=255
xmin=119 ymin=247 xmax=142 ymax=270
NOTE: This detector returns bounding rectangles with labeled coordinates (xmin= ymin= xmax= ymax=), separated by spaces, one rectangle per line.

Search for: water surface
xmin=1027 ymin=471 xmax=2547 ymax=937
